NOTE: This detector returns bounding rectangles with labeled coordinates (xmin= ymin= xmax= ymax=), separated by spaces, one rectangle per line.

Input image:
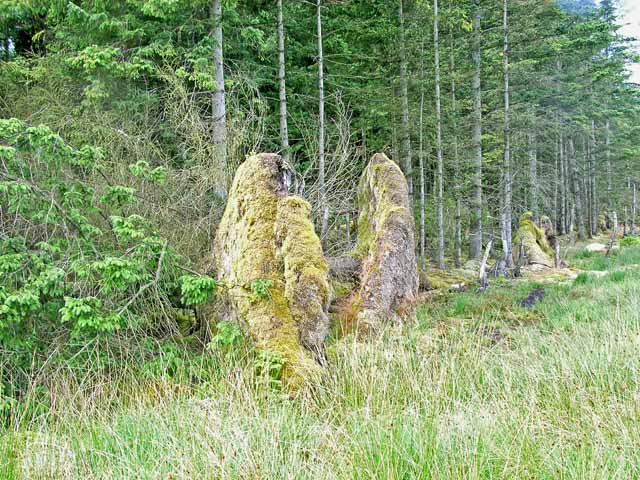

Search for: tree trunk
xmin=501 ymin=0 xmax=513 ymax=268
xmin=449 ymin=6 xmax=462 ymax=268
xmin=434 ymin=0 xmax=445 ymax=269
xmin=586 ymin=135 xmax=594 ymax=237
xmin=277 ymin=0 xmax=290 ymax=165
xmin=606 ymin=118 xmax=612 ymax=211
xmin=569 ymin=137 xmax=586 ymax=239
xmin=564 ymin=134 xmax=571 ymax=236
xmin=588 ymin=120 xmax=597 ymax=236
xmin=529 ymin=131 xmax=538 ymax=217
xmin=418 ymin=42 xmax=426 ymax=259
xmin=469 ymin=0 xmax=483 ymax=261
xmin=316 ymin=0 xmax=328 ymax=240
xmin=398 ymin=0 xmax=413 ymax=196
xmin=632 ymin=181 xmax=637 ymax=235
xmin=211 ymin=0 xmax=227 ymax=192
xmin=554 ymin=130 xmax=560 ymax=230
xmin=559 ymin=129 xmax=567 ymax=235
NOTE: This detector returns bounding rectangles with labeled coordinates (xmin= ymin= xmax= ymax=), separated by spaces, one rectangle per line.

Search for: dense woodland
xmin=1 ymin=0 xmax=640 ymax=424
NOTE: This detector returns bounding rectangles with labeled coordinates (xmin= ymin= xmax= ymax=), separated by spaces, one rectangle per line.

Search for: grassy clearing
xmin=3 ymin=245 xmax=640 ymax=479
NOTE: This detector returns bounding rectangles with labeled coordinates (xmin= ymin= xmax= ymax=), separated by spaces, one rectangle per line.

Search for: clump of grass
xmin=607 ymin=270 xmax=627 ymax=283
xmin=620 ymin=236 xmax=640 ymax=247
xmin=574 ymin=272 xmax=591 ymax=285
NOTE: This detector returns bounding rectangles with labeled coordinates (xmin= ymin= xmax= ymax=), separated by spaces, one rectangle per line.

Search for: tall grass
xmin=3 ymin=249 xmax=640 ymax=479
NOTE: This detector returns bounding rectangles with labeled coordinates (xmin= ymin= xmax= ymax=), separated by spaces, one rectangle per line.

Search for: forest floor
xmin=3 ymin=240 xmax=640 ymax=479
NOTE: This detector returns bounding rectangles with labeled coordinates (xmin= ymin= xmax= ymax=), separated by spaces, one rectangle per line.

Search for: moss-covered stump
xmin=514 ymin=212 xmax=554 ymax=268
xmin=598 ymin=214 xmax=608 ymax=233
xmin=351 ymin=153 xmax=419 ymax=331
xmin=214 ymin=153 xmax=330 ymax=389
xmin=275 ymin=196 xmax=331 ymax=357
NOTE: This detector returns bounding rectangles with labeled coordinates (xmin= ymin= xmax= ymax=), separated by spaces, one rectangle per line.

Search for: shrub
xmin=0 ymin=118 xmax=214 ymax=398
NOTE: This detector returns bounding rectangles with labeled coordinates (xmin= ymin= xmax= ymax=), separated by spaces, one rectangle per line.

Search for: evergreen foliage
xmin=1 ymin=0 xmax=639 ymax=456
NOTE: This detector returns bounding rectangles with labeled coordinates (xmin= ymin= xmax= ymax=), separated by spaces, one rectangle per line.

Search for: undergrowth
xmin=2 ymin=245 xmax=640 ymax=479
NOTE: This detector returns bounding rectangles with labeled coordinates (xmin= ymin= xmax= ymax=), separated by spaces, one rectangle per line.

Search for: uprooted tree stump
xmin=346 ymin=153 xmax=419 ymax=332
xmin=214 ymin=153 xmax=330 ymax=390
xmin=514 ymin=212 xmax=555 ymax=269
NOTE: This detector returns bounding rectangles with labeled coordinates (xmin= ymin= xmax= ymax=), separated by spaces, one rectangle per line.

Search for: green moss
xmin=515 ymin=212 xmax=554 ymax=265
xmin=352 ymin=154 xmax=408 ymax=261
xmin=331 ymin=279 xmax=355 ymax=300
xmin=175 ymin=309 xmax=196 ymax=336
xmin=214 ymin=154 xmax=326 ymax=391
xmin=276 ymin=195 xmax=331 ymax=355
xmin=424 ymin=269 xmax=470 ymax=291
xmin=597 ymin=214 xmax=607 ymax=233
xmin=346 ymin=153 xmax=418 ymax=331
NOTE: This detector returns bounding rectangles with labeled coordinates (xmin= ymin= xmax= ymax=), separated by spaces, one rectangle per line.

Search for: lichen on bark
xmin=214 ymin=153 xmax=330 ymax=390
xmin=350 ymin=153 xmax=419 ymax=331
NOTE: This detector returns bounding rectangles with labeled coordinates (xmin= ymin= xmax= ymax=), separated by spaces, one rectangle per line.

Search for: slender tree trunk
xmin=277 ymin=0 xmax=290 ymax=165
xmin=580 ymin=136 xmax=591 ymax=237
xmin=632 ymin=181 xmax=637 ymax=235
xmin=528 ymin=131 xmax=538 ymax=217
xmin=569 ymin=137 xmax=586 ymax=239
xmin=449 ymin=7 xmax=462 ymax=268
xmin=398 ymin=0 xmax=413 ymax=196
xmin=606 ymin=118 xmax=612 ymax=211
xmin=586 ymin=136 xmax=593 ymax=237
xmin=559 ymin=129 xmax=567 ymax=234
xmin=418 ymin=42 xmax=426 ymax=259
xmin=563 ymin=134 xmax=571 ymax=235
xmin=554 ymin=132 xmax=560 ymax=229
xmin=590 ymin=120 xmax=598 ymax=237
xmin=316 ymin=0 xmax=328 ymax=240
xmin=624 ymin=207 xmax=629 ymax=236
xmin=392 ymin=86 xmax=399 ymax=161
xmin=501 ymin=0 xmax=513 ymax=268
xmin=469 ymin=0 xmax=483 ymax=260
xmin=434 ymin=0 xmax=445 ymax=269
xmin=211 ymin=0 xmax=227 ymax=192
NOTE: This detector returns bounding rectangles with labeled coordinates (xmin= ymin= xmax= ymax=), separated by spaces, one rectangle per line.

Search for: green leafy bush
xmin=0 ymin=118 xmax=214 ymax=399
xmin=210 ymin=321 xmax=243 ymax=347
xmin=180 ymin=275 xmax=217 ymax=305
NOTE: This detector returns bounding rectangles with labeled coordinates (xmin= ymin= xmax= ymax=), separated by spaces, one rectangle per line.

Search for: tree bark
xmin=590 ymin=120 xmax=598 ymax=237
xmin=449 ymin=6 xmax=462 ymax=268
xmin=211 ymin=0 xmax=227 ymax=192
xmin=560 ymin=133 xmax=566 ymax=233
xmin=554 ymin=129 xmax=560 ymax=230
xmin=569 ymin=137 xmax=586 ymax=239
xmin=606 ymin=118 xmax=612 ymax=211
xmin=632 ymin=181 xmax=637 ymax=235
xmin=585 ymin=135 xmax=593 ymax=237
xmin=434 ymin=0 xmax=445 ymax=269
xmin=501 ymin=0 xmax=513 ymax=268
xmin=316 ymin=0 xmax=329 ymax=240
xmin=528 ymin=131 xmax=538 ymax=218
xmin=418 ymin=42 xmax=426 ymax=259
xmin=469 ymin=0 xmax=483 ymax=261
xmin=398 ymin=0 xmax=413 ymax=196
xmin=560 ymin=132 xmax=573 ymax=235
xmin=277 ymin=0 xmax=290 ymax=165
